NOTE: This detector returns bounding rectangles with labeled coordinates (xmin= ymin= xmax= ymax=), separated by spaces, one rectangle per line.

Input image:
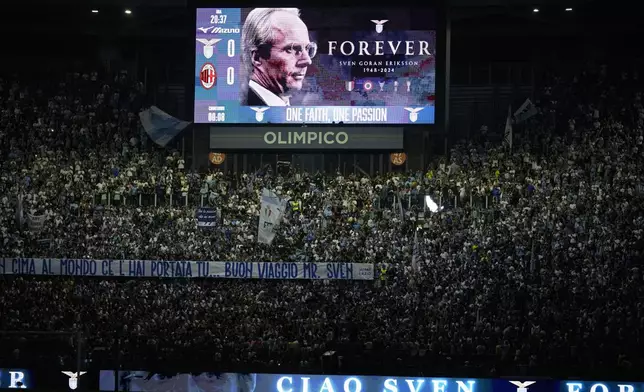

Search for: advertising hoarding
xmin=98 ymin=371 xmax=644 ymax=392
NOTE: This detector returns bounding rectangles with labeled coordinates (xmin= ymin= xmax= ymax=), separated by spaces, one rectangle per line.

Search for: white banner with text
xmin=0 ymin=258 xmax=374 ymax=280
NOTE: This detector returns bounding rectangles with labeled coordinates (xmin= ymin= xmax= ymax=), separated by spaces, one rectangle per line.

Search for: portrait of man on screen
xmin=241 ymin=8 xmax=317 ymax=106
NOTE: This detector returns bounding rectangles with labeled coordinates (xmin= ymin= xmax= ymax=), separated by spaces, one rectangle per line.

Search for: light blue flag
xmin=139 ymin=106 xmax=191 ymax=147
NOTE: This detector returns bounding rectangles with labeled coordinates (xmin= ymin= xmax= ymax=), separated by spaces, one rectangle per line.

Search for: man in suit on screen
xmin=241 ymin=8 xmax=316 ymax=106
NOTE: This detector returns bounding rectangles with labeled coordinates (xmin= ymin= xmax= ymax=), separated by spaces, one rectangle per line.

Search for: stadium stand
xmin=1 ymin=0 xmax=644 ymax=383
xmin=1 ymin=59 xmax=643 ymax=378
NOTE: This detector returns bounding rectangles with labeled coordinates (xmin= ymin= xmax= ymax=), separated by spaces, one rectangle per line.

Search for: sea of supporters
xmin=0 ymin=64 xmax=643 ymax=379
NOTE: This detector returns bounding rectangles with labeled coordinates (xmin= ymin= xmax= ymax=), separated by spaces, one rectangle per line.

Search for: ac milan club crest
xmin=363 ymin=80 xmax=374 ymax=91
xmin=345 ymin=80 xmax=355 ymax=91
xmin=200 ymin=63 xmax=217 ymax=89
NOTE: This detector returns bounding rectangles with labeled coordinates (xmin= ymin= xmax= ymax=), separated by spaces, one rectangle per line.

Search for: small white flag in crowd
xmin=513 ymin=98 xmax=538 ymax=124
xmin=504 ymin=105 xmax=513 ymax=150
xmin=27 ymin=212 xmax=47 ymax=232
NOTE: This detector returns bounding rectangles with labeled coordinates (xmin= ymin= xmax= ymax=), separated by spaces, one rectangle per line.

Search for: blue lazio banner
xmin=98 ymin=371 xmax=644 ymax=392
xmin=0 ymin=258 xmax=373 ymax=280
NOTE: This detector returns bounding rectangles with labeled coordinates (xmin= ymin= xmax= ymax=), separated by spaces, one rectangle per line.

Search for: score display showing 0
xmin=225 ymin=40 xmax=235 ymax=85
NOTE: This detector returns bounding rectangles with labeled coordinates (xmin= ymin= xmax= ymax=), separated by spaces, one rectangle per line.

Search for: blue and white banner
xmin=99 ymin=371 xmax=644 ymax=392
xmin=196 ymin=207 xmax=219 ymax=228
xmin=0 ymin=368 xmax=32 ymax=389
xmin=0 ymin=258 xmax=374 ymax=280
xmin=0 ymin=368 xmax=89 ymax=390
xmin=196 ymin=105 xmax=436 ymax=124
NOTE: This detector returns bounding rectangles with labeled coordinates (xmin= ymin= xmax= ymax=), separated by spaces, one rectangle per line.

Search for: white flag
xmin=504 ymin=105 xmax=513 ymax=150
xmin=27 ymin=212 xmax=47 ymax=232
xmin=513 ymin=98 xmax=538 ymax=124
xmin=258 ymin=188 xmax=289 ymax=245
xmin=398 ymin=193 xmax=405 ymax=221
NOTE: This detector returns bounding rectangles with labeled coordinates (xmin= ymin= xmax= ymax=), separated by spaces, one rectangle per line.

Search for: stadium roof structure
xmin=1 ymin=0 xmax=639 ymax=39
xmin=12 ymin=0 xmax=593 ymax=6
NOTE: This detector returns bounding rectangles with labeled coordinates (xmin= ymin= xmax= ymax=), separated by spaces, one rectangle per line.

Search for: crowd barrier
xmin=88 ymin=188 xmax=503 ymax=211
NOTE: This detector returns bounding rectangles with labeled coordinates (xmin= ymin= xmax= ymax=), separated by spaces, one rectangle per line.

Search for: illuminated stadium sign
xmin=96 ymin=372 xmax=644 ymax=392
xmin=0 ymin=369 xmax=30 ymax=389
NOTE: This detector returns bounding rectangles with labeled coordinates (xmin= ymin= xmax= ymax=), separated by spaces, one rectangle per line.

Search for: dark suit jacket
xmin=242 ymin=88 xmax=268 ymax=106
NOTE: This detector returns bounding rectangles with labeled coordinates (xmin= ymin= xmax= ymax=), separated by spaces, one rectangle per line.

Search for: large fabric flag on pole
xmin=258 ymin=189 xmax=289 ymax=245
xmin=139 ymin=106 xmax=191 ymax=147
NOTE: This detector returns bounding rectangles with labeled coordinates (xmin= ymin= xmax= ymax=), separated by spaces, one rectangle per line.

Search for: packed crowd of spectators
xmin=1 ymin=62 xmax=643 ymax=378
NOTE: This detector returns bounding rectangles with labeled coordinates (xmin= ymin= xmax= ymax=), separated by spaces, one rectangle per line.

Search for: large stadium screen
xmin=194 ymin=7 xmax=437 ymax=125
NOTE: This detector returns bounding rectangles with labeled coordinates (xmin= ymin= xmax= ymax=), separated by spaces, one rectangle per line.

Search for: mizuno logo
xmin=197 ymin=26 xmax=240 ymax=34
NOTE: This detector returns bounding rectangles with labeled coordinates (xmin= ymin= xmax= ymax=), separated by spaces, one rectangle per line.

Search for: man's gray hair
xmin=241 ymin=8 xmax=301 ymax=77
